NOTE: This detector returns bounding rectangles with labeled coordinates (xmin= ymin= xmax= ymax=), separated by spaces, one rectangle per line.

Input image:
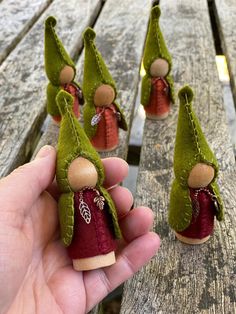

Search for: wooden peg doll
xmin=56 ymin=90 xmax=121 ymax=271
xmin=82 ymin=27 xmax=128 ymax=152
xmin=168 ymin=86 xmax=224 ymax=245
xmin=44 ymin=16 xmax=84 ymax=123
xmin=141 ymin=5 xmax=175 ymax=120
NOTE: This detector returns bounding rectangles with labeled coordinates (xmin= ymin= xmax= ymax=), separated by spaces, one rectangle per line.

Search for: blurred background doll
xmin=44 ymin=16 xmax=83 ymax=123
xmin=82 ymin=28 xmax=127 ymax=152
xmin=141 ymin=5 xmax=175 ymax=120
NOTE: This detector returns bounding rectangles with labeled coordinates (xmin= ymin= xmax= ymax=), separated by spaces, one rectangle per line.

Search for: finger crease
xmin=98 ymin=269 xmax=112 ymax=295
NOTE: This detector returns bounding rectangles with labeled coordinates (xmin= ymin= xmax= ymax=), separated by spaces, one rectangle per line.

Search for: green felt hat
xmin=82 ymin=27 xmax=117 ymax=102
xmin=174 ymin=86 xmax=218 ymax=187
xmin=143 ymin=5 xmax=172 ymax=74
xmin=44 ymin=16 xmax=75 ymax=86
xmin=56 ymin=90 xmax=104 ymax=192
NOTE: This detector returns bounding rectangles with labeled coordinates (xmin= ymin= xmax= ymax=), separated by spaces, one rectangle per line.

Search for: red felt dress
xmin=178 ymin=187 xmax=217 ymax=239
xmin=67 ymin=187 xmax=116 ymax=260
xmin=53 ymin=83 xmax=81 ymax=122
xmin=91 ymin=104 xmax=119 ymax=151
xmin=145 ymin=77 xmax=170 ymax=118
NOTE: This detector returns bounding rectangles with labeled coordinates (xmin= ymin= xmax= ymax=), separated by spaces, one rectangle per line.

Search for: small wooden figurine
xmin=82 ymin=27 xmax=127 ymax=152
xmin=168 ymin=86 xmax=224 ymax=244
xmin=56 ymin=90 xmax=121 ymax=271
xmin=44 ymin=16 xmax=83 ymax=123
xmin=141 ymin=5 xmax=175 ymax=120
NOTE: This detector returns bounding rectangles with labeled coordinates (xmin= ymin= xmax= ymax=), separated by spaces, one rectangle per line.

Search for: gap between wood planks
xmin=208 ymin=0 xmax=236 ymax=156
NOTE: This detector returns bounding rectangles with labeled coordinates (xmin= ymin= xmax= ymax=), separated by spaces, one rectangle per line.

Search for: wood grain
xmin=214 ymin=0 xmax=236 ymax=105
xmin=121 ymin=1 xmax=236 ymax=313
xmin=0 ymin=0 xmax=52 ymax=64
xmin=0 ymin=0 xmax=102 ymax=178
xmin=33 ymin=0 xmax=152 ymax=161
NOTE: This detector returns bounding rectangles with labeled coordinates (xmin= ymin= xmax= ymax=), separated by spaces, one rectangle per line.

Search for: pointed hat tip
xmin=45 ymin=16 xmax=57 ymax=28
xmin=178 ymin=85 xmax=194 ymax=104
xmin=56 ymin=90 xmax=73 ymax=115
xmin=83 ymin=27 xmax=96 ymax=42
xmin=151 ymin=5 xmax=161 ymax=19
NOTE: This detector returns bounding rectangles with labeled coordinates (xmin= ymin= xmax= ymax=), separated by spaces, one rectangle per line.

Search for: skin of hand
xmin=0 ymin=145 xmax=160 ymax=314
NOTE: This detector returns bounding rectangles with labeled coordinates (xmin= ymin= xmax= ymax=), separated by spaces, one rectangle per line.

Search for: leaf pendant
xmin=94 ymin=195 xmax=105 ymax=210
xmin=79 ymin=200 xmax=91 ymax=224
xmin=91 ymin=113 xmax=102 ymax=126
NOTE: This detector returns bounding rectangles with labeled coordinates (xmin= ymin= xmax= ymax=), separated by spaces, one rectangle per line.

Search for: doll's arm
xmin=58 ymin=191 xmax=75 ymax=246
xmin=166 ymin=74 xmax=175 ymax=104
xmin=113 ymin=101 xmax=128 ymax=131
xmin=168 ymin=179 xmax=192 ymax=232
xmin=141 ymin=74 xmax=151 ymax=107
xmin=211 ymin=181 xmax=224 ymax=221
xmin=47 ymin=83 xmax=62 ymax=117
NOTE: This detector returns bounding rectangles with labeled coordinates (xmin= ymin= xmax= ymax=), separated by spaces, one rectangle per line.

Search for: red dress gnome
xmin=141 ymin=6 xmax=175 ymax=119
xmin=56 ymin=90 xmax=122 ymax=270
xmin=82 ymin=28 xmax=127 ymax=152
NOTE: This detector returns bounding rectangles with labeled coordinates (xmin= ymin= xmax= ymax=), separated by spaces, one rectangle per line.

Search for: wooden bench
xmin=121 ymin=1 xmax=236 ymax=313
xmin=0 ymin=0 xmax=235 ymax=313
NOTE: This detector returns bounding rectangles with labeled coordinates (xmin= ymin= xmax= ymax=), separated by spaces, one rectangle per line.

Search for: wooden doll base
xmin=146 ymin=111 xmax=169 ymax=120
xmin=94 ymin=144 xmax=118 ymax=152
xmin=72 ymin=251 xmax=116 ymax=271
xmin=175 ymin=232 xmax=210 ymax=245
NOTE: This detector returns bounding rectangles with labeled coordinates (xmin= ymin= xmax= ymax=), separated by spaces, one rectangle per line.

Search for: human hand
xmin=0 ymin=145 xmax=160 ymax=314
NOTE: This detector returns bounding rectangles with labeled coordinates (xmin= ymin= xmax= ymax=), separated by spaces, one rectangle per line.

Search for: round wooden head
xmin=150 ymin=58 xmax=169 ymax=77
xmin=67 ymin=157 xmax=98 ymax=191
xmin=187 ymin=163 xmax=215 ymax=188
xmin=59 ymin=65 xmax=75 ymax=85
xmin=94 ymin=84 xmax=115 ymax=107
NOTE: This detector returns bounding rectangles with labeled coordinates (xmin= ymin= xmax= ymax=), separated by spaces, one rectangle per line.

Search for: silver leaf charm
xmin=91 ymin=113 xmax=102 ymax=126
xmin=94 ymin=195 xmax=105 ymax=210
xmin=79 ymin=200 xmax=91 ymax=224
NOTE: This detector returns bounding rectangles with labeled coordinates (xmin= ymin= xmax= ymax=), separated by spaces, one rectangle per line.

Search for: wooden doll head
xmin=59 ymin=65 xmax=75 ymax=85
xmin=94 ymin=84 xmax=115 ymax=107
xmin=187 ymin=163 xmax=215 ymax=188
xmin=150 ymin=58 xmax=169 ymax=77
xmin=67 ymin=157 xmax=98 ymax=191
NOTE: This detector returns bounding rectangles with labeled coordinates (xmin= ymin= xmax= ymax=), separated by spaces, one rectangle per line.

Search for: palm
xmin=0 ymin=150 xmax=160 ymax=314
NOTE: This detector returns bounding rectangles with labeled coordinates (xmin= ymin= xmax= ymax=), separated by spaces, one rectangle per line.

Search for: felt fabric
xmin=56 ymin=90 xmax=122 ymax=246
xmin=82 ymin=27 xmax=127 ymax=139
xmin=67 ymin=188 xmax=116 ymax=259
xmin=141 ymin=6 xmax=175 ymax=107
xmin=144 ymin=77 xmax=170 ymax=116
xmin=47 ymin=81 xmax=82 ymax=120
xmin=91 ymin=104 xmax=119 ymax=151
xmin=45 ymin=16 xmax=83 ymax=120
xmin=168 ymin=86 xmax=224 ymax=232
xmin=44 ymin=16 xmax=75 ymax=86
xmin=178 ymin=188 xmax=216 ymax=239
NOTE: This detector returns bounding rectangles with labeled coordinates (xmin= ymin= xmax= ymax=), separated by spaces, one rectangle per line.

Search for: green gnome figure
xmin=56 ymin=90 xmax=121 ymax=271
xmin=141 ymin=5 xmax=175 ymax=120
xmin=82 ymin=27 xmax=127 ymax=152
xmin=44 ymin=16 xmax=83 ymax=123
xmin=168 ymin=86 xmax=224 ymax=244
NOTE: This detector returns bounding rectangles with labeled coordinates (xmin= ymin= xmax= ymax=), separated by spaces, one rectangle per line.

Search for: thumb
xmin=0 ymin=145 xmax=56 ymax=215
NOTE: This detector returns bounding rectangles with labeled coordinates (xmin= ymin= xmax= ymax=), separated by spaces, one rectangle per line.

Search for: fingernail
xmin=35 ymin=145 xmax=54 ymax=159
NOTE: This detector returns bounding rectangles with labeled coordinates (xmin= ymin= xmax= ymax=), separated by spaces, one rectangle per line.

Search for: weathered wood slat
xmin=33 ymin=0 xmax=152 ymax=161
xmin=121 ymin=1 xmax=236 ymax=313
xmin=0 ymin=0 xmax=103 ymax=178
xmin=0 ymin=0 xmax=52 ymax=64
xmin=214 ymin=0 xmax=236 ymax=105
